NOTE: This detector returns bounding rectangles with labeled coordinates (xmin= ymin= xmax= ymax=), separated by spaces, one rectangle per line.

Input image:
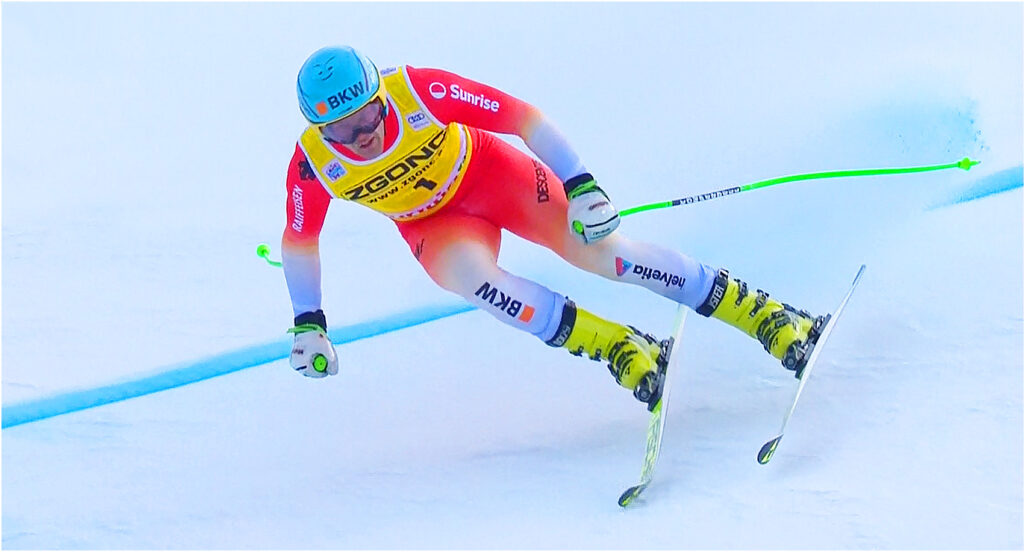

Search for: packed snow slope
xmin=3 ymin=2 xmax=1021 ymax=549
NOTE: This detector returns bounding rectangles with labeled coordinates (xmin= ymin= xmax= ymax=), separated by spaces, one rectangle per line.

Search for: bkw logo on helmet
xmin=315 ymin=82 xmax=367 ymax=116
xmin=297 ymin=45 xmax=384 ymax=124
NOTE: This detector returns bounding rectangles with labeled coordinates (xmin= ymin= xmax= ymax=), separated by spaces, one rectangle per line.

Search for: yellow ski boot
xmin=696 ymin=269 xmax=825 ymax=378
xmin=546 ymin=300 xmax=667 ymax=405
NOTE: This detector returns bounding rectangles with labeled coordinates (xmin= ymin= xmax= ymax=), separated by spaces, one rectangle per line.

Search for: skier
xmin=283 ymin=45 xmax=823 ymax=404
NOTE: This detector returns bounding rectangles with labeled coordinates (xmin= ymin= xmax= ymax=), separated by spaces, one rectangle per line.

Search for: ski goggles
xmin=318 ymin=97 xmax=388 ymax=144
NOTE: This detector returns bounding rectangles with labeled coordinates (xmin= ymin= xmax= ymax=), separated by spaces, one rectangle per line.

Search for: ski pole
xmin=256 ymin=157 xmax=979 ymax=264
xmin=619 ymin=157 xmax=979 ymax=218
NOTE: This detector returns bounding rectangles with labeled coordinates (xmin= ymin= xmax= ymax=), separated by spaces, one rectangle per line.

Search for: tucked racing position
xmin=283 ymin=45 xmax=825 ymax=405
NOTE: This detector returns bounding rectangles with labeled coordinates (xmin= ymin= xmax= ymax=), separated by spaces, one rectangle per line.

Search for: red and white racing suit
xmin=283 ymin=65 xmax=716 ymax=340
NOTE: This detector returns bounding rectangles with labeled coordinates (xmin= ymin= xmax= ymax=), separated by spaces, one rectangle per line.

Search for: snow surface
xmin=2 ymin=2 xmax=1022 ymax=549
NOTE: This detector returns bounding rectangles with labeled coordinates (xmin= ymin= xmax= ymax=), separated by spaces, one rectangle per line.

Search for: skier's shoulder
xmin=287 ymin=141 xmax=318 ymax=185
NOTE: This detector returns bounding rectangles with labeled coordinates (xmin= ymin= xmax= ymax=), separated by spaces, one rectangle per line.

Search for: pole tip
xmin=957 ymin=157 xmax=980 ymax=171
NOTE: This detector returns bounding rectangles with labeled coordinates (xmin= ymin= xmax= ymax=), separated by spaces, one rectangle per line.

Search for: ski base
xmin=757 ymin=264 xmax=866 ymax=465
xmin=617 ymin=306 xmax=688 ymax=507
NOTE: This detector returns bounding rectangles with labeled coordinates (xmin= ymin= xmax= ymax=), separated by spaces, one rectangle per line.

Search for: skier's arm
xmin=407 ymin=66 xmax=619 ymax=244
xmin=282 ymin=145 xmax=341 ymax=378
xmin=405 ymin=66 xmax=587 ymax=183
xmin=282 ymin=144 xmax=332 ymax=318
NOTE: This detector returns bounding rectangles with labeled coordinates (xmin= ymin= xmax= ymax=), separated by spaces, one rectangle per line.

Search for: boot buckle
xmin=749 ymin=290 xmax=768 ymax=317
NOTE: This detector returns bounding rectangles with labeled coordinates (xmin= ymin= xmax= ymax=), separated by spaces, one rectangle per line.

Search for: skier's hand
xmin=288 ymin=310 xmax=339 ymax=378
xmin=564 ymin=173 xmax=620 ymax=244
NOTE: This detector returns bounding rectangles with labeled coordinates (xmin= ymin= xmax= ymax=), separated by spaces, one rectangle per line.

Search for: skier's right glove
xmin=564 ymin=173 xmax=620 ymax=244
xmin=288 ymin=310 xmax=339 ymax=378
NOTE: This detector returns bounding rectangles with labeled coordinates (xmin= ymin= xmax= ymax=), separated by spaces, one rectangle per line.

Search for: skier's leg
xmin=395 ymin=208 xmax=665 ymax=398
xmin=395 ymin=211 xmax=561 ymax=338
xmin=554 ymin=216 xmax=824 ymax=372
xmin=455 ymin=132 xmax=717 ymax=307
xmin=455 ymin=132 xmax=823 ymax=374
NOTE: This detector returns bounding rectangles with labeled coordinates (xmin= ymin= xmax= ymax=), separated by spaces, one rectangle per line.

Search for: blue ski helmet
xmin=296 ymin=46 xmax=385 ymax=125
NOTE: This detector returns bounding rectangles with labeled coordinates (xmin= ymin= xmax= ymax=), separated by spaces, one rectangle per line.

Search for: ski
xmin=757 ymin=264 xmax=867 ymax=465
xmin=617 ymin=305 xmax=689 ymax=507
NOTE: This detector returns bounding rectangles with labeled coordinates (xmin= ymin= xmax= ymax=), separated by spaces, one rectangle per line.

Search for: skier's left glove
xmin=564 ymin=173 xmax=620 ymax=244
xmin=288 ymin=310 xmax=339 ymax=378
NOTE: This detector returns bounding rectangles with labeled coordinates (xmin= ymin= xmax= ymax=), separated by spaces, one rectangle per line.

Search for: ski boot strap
xmin=544 ymin=299 xmax=578 ymax=347
xmin=696 ymin=268 xmax=731 ymax=317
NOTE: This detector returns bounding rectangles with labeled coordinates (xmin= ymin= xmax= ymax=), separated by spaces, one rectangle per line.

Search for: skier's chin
xmin=354 ymin=134 xmax=383 ymax=157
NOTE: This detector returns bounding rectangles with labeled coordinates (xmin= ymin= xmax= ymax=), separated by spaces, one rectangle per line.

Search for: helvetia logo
xmin=428 ymin=82 xmax=447 ymax=99
xmin=615 ymin=257 xmax=686 ymax=289
xmin=615 ymin=257 xmax=633 ymax=276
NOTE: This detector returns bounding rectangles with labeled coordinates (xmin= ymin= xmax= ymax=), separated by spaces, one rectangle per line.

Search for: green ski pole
xmin=256 ymin=158 xmax=978 ymax=264
xmin=619 ymin=157 xmax=979 ymax=218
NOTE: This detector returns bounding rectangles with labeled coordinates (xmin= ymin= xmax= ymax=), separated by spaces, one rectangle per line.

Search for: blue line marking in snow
xmin=930 ymin=165 xmax=1023 ymax=209
xmin=2 ymin=302 xmax=476 ymax=429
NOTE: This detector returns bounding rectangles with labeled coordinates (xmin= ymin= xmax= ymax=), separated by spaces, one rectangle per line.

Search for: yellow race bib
xmin=298 ymin=66 xmax=472 ymax=221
